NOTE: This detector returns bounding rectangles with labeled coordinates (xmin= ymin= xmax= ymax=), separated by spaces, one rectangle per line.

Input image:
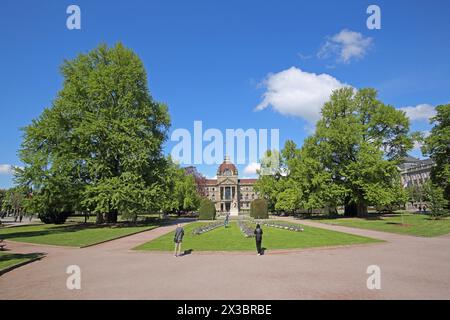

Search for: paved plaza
xmin=1 ymin=219 xmax=449 ymax=300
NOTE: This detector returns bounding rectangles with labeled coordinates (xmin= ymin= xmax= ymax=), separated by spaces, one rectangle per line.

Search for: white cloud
xmin=318 ymin=29 xmax=373 ymax=63
xmin=243 ymin=162 xmax=261 ymax=176
xmin=400 ymin=104 xmax=436 ymax=121
xmin=255 ymin=67 xmax=348 ymax=123
xmin=0 ymin=164 xmax=14 ymax=175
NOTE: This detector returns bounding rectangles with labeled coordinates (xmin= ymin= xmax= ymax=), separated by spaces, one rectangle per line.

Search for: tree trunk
xmin=96 ymin=212 xmax=104 ymax=224
xmin=105 ymin=210 xmax=118 ymax=223
xmin=356 ymin=201 xmax=368 ymax=217
xmin=344 ymin=203 xmax=357 ymax=217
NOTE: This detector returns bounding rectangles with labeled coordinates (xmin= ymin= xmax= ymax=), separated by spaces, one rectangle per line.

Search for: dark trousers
xmin=256 ymin=240 xmax=262 ymax=254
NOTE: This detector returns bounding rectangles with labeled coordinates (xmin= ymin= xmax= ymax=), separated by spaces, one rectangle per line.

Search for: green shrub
xmin=198 ymin=198 xmax=216 ymax=220
xmin=424 ymin=182 xmax=448 ymax=219
xmin=38 ymin=211 xmax=70 ymax=224
xmin=250 ymin=199 xmax=269 ymax=219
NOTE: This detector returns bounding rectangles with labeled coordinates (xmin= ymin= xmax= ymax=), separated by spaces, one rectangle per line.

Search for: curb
xmin=79 ymin=226 xmax=158 ymax=248
xmin=3 ymin=226 xmax=159 ymax=249
xmin=0 ymin=254 xmax=46 ymax=276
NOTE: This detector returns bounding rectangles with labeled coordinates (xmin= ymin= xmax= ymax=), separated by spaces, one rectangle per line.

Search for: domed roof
xmin=218 ymin=156 xmax=238 ymax=176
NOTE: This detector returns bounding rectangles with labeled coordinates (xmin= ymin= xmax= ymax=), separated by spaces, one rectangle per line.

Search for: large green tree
xmin=256 ymin=88 xmax=412 ymax=217
xmin=422 ymin=104 xmax=450 ymax=207
xmin=299 ymin=88 xmax=412 ymax=217
xmin=17 ymin=43 xmax=170 ymax=224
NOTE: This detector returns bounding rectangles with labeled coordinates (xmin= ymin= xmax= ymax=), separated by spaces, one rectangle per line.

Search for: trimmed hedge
xmin=250 ymin=199 xmax=268 ymax=219
xmin=198 ymin=198 xmax=216 ymax=220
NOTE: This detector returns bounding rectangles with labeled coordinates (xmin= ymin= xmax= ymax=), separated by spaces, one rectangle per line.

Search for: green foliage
xmin=159 ymin=158 xmax=201 ymax=214
xmin=406 ymin=184 xmax=425 ymax=205
xmin=250 ymin=199 xmax=269 ymax=219
xmin=16 ymin=43 xmax=171 ymax=224
xmin=256 ymin=88 xmax=413 ymax=217
xmin=1 ymin=187 xmax=28 ymax=217
xmin=300 ymin=88 xmax=412 ymax=216
xmin=0 ymin=189 xmax=6 ymax=211
xmin=198 ymin=198 xmax=216 ymax=220
xmin=423 ymin=181 xmax=448 ymax=219
xmin=275 ymin=188 xmax=301 ymax=213
xmin=38 ymin=211 xmax=70 ymax=224
xmin=422 ymin=104 xmax=450 ymax=207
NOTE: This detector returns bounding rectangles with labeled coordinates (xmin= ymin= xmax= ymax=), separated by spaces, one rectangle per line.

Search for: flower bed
xmin=250 ymin=219 xmax=304 ymax=232
xmin=192 ymin=221 xmax=224 ymax=235
xmin=238 ymin=220 xmax=255 ymax=238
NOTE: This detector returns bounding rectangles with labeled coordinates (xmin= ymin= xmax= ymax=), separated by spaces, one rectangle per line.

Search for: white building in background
xmin=204 ymin=156 xmax=258 ymax=216
xmin=399 ymin=155 xmax=434 ymax=188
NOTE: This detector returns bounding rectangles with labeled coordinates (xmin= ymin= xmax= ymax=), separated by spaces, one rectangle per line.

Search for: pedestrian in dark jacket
xmin=254 ymin=224 xmax=263 ymax=256
xmin=174 ymin=224 xmax=185 ymax=257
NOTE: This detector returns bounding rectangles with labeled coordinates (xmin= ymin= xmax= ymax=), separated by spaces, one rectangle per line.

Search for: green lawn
xmin=0 ymin=223 xmax=158 ymax=247
xmin=0 ymin=252 xmax=44 ymax=274
xmin=318 ymin=214 xmax=450 ymax=237
xmin=135 ymin=221 xmax=381 ymax=252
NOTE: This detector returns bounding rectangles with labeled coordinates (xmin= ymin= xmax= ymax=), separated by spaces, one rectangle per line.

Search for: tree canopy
xmin=256 ymin=88 xmax=413 ymax=217
xmin=16 ymin=43 xmax=174 ymax=223
xmin=422 ymin=104 xmax=450 ymax=207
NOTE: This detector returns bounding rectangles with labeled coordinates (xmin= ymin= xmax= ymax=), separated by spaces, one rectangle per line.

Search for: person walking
xmin=224 ymin=212 xmax=230 ymax=228
xmin=174 ymin=224 xmax=185 ymax=257
xmin=254 ymin=224 xmax=263 ymax=256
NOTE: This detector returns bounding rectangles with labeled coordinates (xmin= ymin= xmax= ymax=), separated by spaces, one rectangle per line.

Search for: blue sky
xmin=1 ymin=0 xmax=449 ymax=188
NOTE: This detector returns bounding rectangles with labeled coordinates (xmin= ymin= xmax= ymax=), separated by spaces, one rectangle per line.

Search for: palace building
xmin=399 ymin=155 xmax=434 ymax=188
xmin=204 ymin=156 xmax=258 ymax=216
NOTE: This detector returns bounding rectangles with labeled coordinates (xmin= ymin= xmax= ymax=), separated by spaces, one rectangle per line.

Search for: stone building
xmin=399 ymin=155 xmax=435 ymax=211
xmin=204 ymin=156 xmax=258 ymax=216
xmin=399 ymin=155 xmax=434 ymax=188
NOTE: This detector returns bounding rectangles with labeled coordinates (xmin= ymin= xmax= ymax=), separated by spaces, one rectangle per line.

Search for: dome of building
xmin=218 ymin=155 xmax=238 ymax=176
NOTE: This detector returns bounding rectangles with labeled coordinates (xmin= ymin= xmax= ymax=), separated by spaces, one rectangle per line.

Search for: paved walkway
xmin=1 ymin=219 xmax=450 ymax=299
xmin=0 ymin=217 xmax=40 ymax=228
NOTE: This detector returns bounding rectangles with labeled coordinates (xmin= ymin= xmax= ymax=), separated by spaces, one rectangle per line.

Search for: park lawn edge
xmin=135 ymin=241 xmax=385 ymax=254
xmin=79 ymin=225 xmax=158 ymax=248
xmin=317 ymin=214 xmax=450 ymax=237
xmin=0 ymin=253 xmax=45 ymax=276
xmin=0 ymin=224 xmax=160 ymax=248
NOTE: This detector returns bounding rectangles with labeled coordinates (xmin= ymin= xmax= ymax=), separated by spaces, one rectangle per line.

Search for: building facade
xmin=399 ymin=155 xmax=434 ymax=188
xmin=204 ymin=156 xmax=258 ymax=215
xmin=399 ymin=155 xmax=435 ymax=211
